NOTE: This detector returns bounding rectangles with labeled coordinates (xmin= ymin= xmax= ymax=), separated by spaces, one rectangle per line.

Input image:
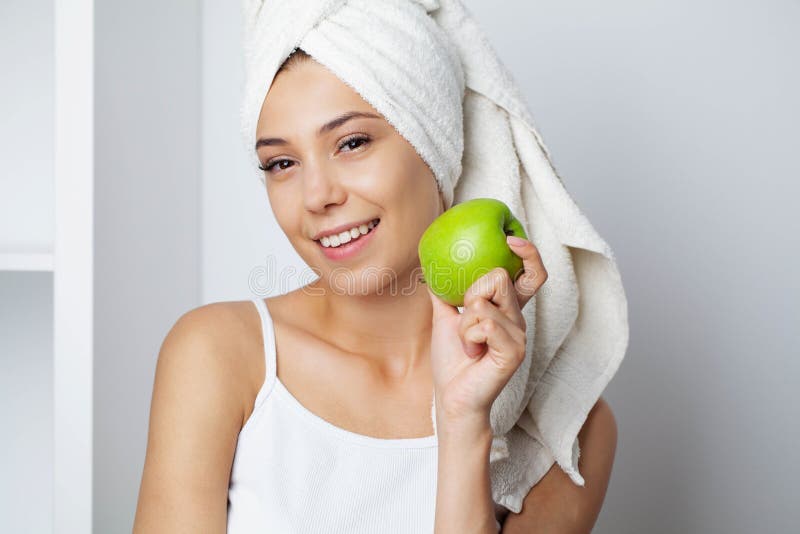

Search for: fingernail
xmin=506 ymin=235 xmax=527 ymax=246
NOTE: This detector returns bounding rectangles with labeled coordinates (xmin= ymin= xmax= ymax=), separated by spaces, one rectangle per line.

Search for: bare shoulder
xmin=501 ymin=397 xmax=618 ymax=533
xmin=133 ymin=299 xmax=261 ymax=533
xmin=169 ymin=301 xmax=258 ymax=384
xmin=175 ymin=299 xmax=259 ymax=339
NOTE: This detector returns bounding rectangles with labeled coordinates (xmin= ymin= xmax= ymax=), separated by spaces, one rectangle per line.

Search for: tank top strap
xmin=250 ymin=297 xmax=278 ymax=408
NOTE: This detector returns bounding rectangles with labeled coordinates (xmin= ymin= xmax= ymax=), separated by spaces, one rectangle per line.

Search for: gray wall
xmin=94 ymin=1 xmax=202 ymax=532
xmin=203 ymin=0 xmax=800 ymax=532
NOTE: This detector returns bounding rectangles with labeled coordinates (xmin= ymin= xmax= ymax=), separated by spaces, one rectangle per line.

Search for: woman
xmin=133 ymin=45 xmax=618 ymax=532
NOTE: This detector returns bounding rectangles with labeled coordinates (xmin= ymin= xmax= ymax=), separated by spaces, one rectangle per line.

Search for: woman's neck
xmin=301 ymin=277 xmax=434 ymax=380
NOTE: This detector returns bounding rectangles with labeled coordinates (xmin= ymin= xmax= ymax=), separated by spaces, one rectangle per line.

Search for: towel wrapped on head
xmin=241 ymin=0 xmax=629 ymax=514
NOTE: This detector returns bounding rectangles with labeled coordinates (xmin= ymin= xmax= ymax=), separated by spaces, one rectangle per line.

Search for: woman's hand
xmin=428 ymin=236 xmax=548 ymax=426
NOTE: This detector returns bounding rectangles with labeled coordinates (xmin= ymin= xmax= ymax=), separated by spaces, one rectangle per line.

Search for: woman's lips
xmin=316 ymin=219 xmax=380 ymax=261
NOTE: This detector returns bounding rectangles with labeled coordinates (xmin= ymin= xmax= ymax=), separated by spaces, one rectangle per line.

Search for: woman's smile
xmin=316 ymin=218 xmax=381 ymax=261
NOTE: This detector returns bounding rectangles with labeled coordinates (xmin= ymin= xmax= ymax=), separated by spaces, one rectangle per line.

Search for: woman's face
xmin=255 ymin=58 xmax=444 ymax=295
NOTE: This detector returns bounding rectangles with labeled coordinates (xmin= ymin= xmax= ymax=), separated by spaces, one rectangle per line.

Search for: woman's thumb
xmin=427 ymin=286 xmax=457 ymax=321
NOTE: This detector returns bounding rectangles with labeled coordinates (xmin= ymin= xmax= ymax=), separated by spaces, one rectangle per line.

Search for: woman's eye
xmin=259 ymin=159 xmax=294 ymax=173
xmin=258 ymin=135 xmax=370 ymax=174
xmin=338 ymin=135 xmax=370 ymax=152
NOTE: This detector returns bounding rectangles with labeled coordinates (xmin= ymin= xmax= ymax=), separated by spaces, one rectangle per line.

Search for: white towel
xmin=240 ymin=0 xmax=629 ymax=514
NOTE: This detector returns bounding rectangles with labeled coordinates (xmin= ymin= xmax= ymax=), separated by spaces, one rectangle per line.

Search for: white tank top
xmin=226 ymin=298 xmax=507 ymax=533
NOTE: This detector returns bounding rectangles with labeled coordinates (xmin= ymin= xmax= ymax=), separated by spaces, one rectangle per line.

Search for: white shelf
xmin=0 ymin=252 xmax=54 ymax=272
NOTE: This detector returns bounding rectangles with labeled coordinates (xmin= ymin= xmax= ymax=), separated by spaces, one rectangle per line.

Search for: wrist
xmin=435 ymin=408 xmax=492 ymax=443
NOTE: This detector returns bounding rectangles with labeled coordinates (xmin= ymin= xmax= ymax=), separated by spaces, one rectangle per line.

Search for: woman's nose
xmin=302 ymin=162 xmax=347 ymax=213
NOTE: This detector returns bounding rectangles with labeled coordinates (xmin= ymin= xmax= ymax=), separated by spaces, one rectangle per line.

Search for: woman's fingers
xmin=459 ymin=297 xmax=524 ymax=359
xmin=463 ymin=314 xmax=525 ymax=370
xmin=505 ymin=236 xmax=548 ymax=310
xmin=458 ymin=305 xmax=485 ymax=358
xmin=463 ymin=267 xmax=525 ymax=330
xmin=427 ymin=285 xmax=459 ymax=323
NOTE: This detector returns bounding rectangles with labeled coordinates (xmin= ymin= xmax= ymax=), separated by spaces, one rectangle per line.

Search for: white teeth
xmin=319 ymin=219 xmax=379 ymax=248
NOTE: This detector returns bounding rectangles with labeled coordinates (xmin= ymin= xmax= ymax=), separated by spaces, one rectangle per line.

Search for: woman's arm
xmin=501 ymin=397 xmax=619 ymax=533
xmin=434 ymin=411 xmax=499 ymax=534
xmin=133 ymin=305 xmax=247 ymax=534
xmin=429 ymin=243 xmax=550 ymax=534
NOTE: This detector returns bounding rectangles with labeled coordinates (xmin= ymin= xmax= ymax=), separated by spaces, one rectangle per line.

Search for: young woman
xmin=133 ymin=46 xmax=618 ymax=533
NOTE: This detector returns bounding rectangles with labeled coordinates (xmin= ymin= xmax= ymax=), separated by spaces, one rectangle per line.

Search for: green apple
xmin=418 ymin=197 xmax=528 ymax=307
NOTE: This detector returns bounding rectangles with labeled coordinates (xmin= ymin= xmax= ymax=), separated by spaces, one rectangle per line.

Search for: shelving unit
xmin=2 ymin=1 xmax=202 ymax=532
xmin=0 ymin=253 xmax=54 ymax=272
xmin=1 ymin=0 xmax=57 ymax=530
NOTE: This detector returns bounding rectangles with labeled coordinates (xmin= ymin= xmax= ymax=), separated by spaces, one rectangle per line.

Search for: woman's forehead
xmin=258 ymin=62 xmax=386 ymax=137
xmin=266 ymin=61 xmax=369 ymax=112
xmin=261 ymin=61 xmax=380 ymax=122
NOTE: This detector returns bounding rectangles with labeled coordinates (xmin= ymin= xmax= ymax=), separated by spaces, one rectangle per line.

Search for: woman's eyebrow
xmin=255 ymin=111 xmax=382 ymax=150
